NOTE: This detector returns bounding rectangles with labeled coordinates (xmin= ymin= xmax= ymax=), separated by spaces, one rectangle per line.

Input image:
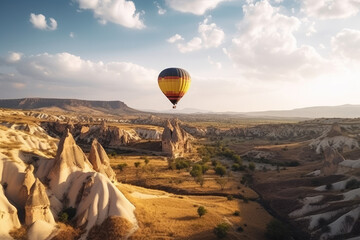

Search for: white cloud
xmin=174 ymin=17 xmax=225 ymax=53
xmin=178 ymin=37 xmax=202 ymax=53
xmin=306 ymin=22 xmax=317 ymax=36
xmin=167 ymin=34 xmax=183 ymax=43
xmin=302 ymin=0 xmax=360 ymax=19
xmin=154 ymin=1 xmax=166 ymax=15
xmin=29 ymin=13 xmax=57 ymax=31
xmin=3 ymin=52 xmax=156 ymax=91
xmin=227 ymin=0 xmax=327 ymax=81
xmin=207 ymin=56 xmax=222 ymax=69
xmin=165 ymin=0 xmax=228 ymax=15
xmin=70 ymin=32 xmax=75 ymax=38
xmin=0 ymin=52 xmax=168 ymax=108
xmin=331 ymin=28 xmax=360 ymax=61
xmin=6 ymin=52 xmax=22 ymax=63
xmin=76 ymin=0 xmax=145 ymax=29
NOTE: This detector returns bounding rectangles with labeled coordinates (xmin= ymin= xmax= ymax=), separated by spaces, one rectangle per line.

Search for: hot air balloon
xmin=158 ymin=67 xmax=191 ymax=109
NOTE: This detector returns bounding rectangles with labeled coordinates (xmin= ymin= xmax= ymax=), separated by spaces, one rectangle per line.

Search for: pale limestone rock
xmin=25 ymin=178 xmax=55 ymax=225
xmin=19 ymin=165 xmax=36 ymax=207
xmin=0 ymin=185 xmax=21 ymax=239
xmin=88 ymin=139 xmax=116 ymax=182
xmin=48 ymin=129 xmax=93 ymax=200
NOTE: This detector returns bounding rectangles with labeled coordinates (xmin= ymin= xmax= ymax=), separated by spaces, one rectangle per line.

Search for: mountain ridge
xmin=0 ymin=98 xmax=140 ymax=115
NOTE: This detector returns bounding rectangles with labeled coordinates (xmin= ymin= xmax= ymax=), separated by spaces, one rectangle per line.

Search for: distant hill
xmin=0 ymin=98 xmax=141 ymax=115
xmin=244 ymin=104 xmax=360 ymax=119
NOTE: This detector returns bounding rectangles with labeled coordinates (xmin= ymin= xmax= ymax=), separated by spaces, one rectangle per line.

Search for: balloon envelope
xmin=158 ymin=67 xmax=191 ymax=107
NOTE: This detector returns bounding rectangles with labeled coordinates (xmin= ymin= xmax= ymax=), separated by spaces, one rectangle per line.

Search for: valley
xmin=1 ymin=102 xmax=360 ymax=240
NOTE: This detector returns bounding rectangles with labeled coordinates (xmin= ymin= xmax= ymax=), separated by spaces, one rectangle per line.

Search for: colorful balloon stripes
xmin=158 ymin=68 xmax=191 ymax=108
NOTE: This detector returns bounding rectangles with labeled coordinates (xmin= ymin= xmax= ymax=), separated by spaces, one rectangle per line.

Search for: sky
xmin=0 ymin=0 xmax=360 ymax=112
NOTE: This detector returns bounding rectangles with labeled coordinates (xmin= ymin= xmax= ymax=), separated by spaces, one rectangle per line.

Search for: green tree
xmin=215 ymin=164 xmax=226 ymax=177
xmin=190 ymin=164 xmax=203 ymax=178
xmin=197 ymin=206 xmax=207 ymax=217
xmin=116 ymin=163 xmax=127 ymax=171
xmin=215 ymin=177 xmax=228 ymax=191
xmin=214 ymin=222 xmax=231 ymax=239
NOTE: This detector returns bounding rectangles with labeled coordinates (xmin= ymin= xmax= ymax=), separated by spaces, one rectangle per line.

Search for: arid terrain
xmin=1 ymin=98 xmax=360 ymax=240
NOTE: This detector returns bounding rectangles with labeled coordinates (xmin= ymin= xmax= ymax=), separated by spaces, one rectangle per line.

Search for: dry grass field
xmin=118 ymin=183 xmax=272 ymax=240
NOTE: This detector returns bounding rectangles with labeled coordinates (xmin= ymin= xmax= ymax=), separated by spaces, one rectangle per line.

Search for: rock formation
xmin=19 ymin=165 xmax=36 ymax=207
xmin=48 ymin=129 xmax=93 ymax=200
xmin=322 ymin=147 xmax=345 ymax=176
xmin=88 ymin=139 xmax=116 ymax=182
xmin=0 ymin=185 xmax=21 ymax=239
xmin=47 ymin=129 xmax=136 ymax=238
xmin=310 ymin=123 xmax=359 ymax=154
xmin=25 ymin=178 xmax=55 ymax=225
xmin=135 ymin=128 xmax=162 ymax=140
xmin=162 ymin=119 xmax=191 ymax=158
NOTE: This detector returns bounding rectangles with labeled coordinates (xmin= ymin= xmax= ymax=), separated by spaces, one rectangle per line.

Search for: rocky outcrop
xmin=47 ymin=129 xmax=136 ymax=239
xmin=88 ymin=139 xmax=116 ymax=182
xmin=162 ymin=119 xmax=192 ymax=158
xmin=322 ymin=147 xmax=345 ymax=176
xmin=67 ymin=172 xmax=136 ymax=238
xmin=135 ymin=128 xmax=162 ymax=140
xmin=48 ymin=129 xmax=93 ymax=200
xmin=243 ymin=150 xmax=276 ymax=160
xmin=183 ymin=122 xmax=327 ymax=140
xmin=0 ymin=185 xmax=21 ymax=239
xmin=76 ymin=123 xmax=140 ymax=146
xmin=19 ymin=165 xmax=36 ymax=207
xmin=310 ymin=123 xmax=359 ymax=154
xmin=25 ymin=178 xmax=55 ymax=225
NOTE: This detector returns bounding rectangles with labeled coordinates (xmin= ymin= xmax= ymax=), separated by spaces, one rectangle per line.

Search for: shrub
xmin=214 ymin=222 xmax=231 ymax=239
xmin=58 ymin=207 xmax=77 ymax=223
xmin=227 ymin=195 xmax=234 ymax=201
xmin=144 ymin=158 xmax=150 ymax=165
xmin=248 ymin=162 xmax=255 ymax=171
xmin=234 ymin=210 xmax=240 ymax=216
xmin=202 ymin=155 xmax=210 ymax=163
xmin=345 ymin=179 xmax=360 ymax=190
xmin=175 ymin=158 xmax=190 ymax=170
xmin=195 ymin=175 xmax=205 ymax=187
xmin=58 ymin=212 xmax=69 ymax=223
xmin=197 ymin=206 xmax=207 ymax=217
xmin=265 ymin=219 xmax=291 ymax=240
xmin=201 ymin=164 xmax=210 ymax=174
xmin=325 ymin=183 xmax=333 ymax=190
xmin=190 ymin=164 xmax=203 ymax=178
xmin=215 ymin=164 xmax=227 ymax=177
xmin=134 ymin=162 xmax=141 ymax=168
xmin=116 ymin=163 xmax=128 ymax=171
xmin=232 ymin=163 xmax=241 ymax=171
xmin=211 ymin=159 xmax=219 ymax=167
xmin=215 ymin=177 xmax=228 ymax=191
xmin=237 ymin=226 xmax=244 ymax=232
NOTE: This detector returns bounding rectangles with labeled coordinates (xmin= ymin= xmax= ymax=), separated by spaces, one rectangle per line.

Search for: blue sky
xmin=1 ymin=0 xmax=360 ymax=112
